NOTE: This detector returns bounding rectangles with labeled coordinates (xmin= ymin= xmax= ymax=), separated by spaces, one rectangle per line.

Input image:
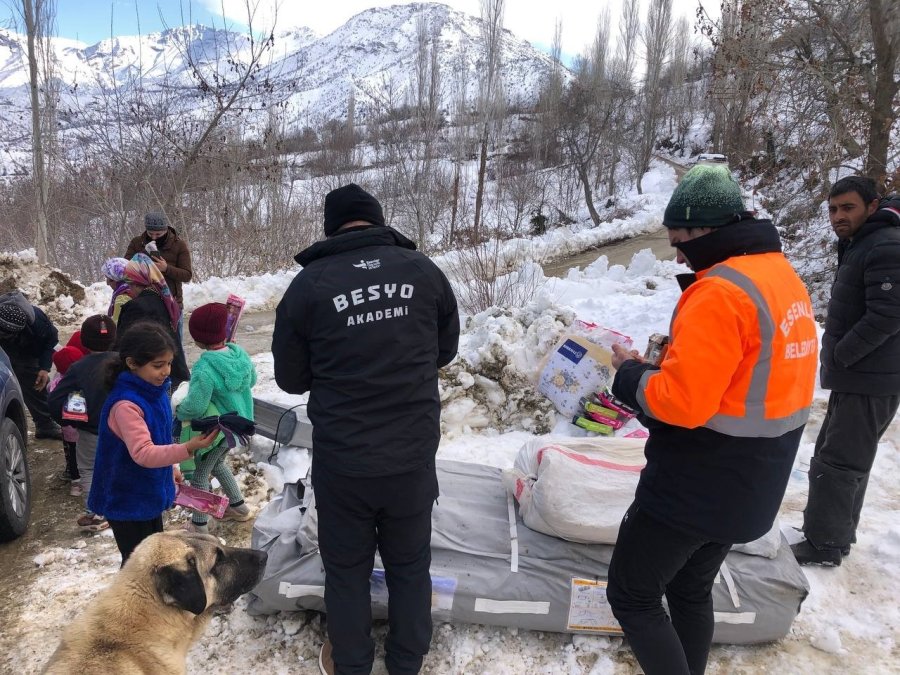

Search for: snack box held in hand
xmin=224 ymin=293 xmax=246 ymax=343
xmin=175 ymin=483 xmax=229 ymax=519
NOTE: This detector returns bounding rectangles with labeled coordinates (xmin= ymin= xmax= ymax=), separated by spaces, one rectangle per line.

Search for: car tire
xmin=0 ymin=416 xmax=30 ymax=542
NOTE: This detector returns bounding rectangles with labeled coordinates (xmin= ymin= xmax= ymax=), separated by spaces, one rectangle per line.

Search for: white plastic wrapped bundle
xmin=503 ymin=437 xmax=647 ymax=544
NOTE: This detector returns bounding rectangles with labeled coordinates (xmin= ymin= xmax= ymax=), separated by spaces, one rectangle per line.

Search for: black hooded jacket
xmin=272 ymin=226 xmax=460 ymax=477
xmin=820 ymin=209 xmax=900 ymax=394
xmin=0 ymin=305 xmax=58 ymax=371
xmin=48 ymin=352 xmax=117 ymax=434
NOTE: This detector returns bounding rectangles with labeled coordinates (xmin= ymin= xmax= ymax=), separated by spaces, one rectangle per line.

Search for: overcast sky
xmin=47 ymin=0 xmax=717 ymax=59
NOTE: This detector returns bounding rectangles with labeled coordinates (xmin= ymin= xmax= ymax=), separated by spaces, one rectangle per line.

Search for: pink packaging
xmin=174 ymin=483 xmax=229 ymax=519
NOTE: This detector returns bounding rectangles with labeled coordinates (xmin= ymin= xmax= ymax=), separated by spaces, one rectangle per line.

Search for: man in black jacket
xmin=793 ymin=176 xmax=900 ymax=566
xmin=272 ymin=184 xmax=459 ymax=675
xmin=0 ymin=292 xmax=61 ymax=439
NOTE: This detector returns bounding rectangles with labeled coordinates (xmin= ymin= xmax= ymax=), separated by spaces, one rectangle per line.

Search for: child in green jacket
xmin=176 ymin=302 xmax=257 ymax=533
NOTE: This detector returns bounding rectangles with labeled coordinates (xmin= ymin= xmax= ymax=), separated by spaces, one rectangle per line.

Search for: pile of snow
xmin=0 ymin=250 xmax=87 ymax=325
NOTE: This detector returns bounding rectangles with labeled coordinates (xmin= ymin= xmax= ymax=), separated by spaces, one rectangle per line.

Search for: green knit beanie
xmin=663 ymin=165 xmax=745 ymax=229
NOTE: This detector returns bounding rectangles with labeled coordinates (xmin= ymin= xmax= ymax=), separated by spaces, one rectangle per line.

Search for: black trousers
xmin=313 ymin=462 xmax=438 ymax=675
xmin=803 ymin=391 xmax=900 ymax=549
xmin=607 ymin=503 xmax=731 ymax=675
xmin=107 ymin=516 xmax=164 ymax=566
xmin=63 ymin=440 xmax=80 ymax=479
xmin=11 ymin=360 xmax=56 ymax=431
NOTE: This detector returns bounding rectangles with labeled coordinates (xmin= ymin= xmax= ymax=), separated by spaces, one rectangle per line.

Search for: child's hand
xmin=185 ymin=430 xmax=219 ymax=454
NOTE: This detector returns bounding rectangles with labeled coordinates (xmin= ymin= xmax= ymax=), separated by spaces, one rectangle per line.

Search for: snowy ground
xmin=6 ymin=162 xmax=900 ymax=673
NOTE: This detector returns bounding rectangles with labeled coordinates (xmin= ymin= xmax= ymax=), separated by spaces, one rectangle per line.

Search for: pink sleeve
xmin=108 ymin=401 xmax=191 ymax=468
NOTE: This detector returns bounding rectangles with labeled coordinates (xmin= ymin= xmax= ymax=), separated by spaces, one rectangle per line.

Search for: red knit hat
xmin=188 ymin=302 xmax=229 ymax=345
xmin=65 ymin=330 xmax=88 ymax=354
xmin=52 ymin=346 xmax=84 ymax=375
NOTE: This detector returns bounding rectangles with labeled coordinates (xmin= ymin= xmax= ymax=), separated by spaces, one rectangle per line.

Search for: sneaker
xmin=318 ymin=640 xmax=334 ymax=675
xmin=791 ymin=539 xmax=842 ymax=567
xmin=69 ymin=481 xmax=84 ymax=497
xmin=56 ymin=470 xmax=75 ymax=482
xmin=221 ymin=503 xmax=253 ymax=522
xmin=184 ymin=521 xmax=210 ymax=535
xmin=77 ymin=513 xmax=109 ymax=533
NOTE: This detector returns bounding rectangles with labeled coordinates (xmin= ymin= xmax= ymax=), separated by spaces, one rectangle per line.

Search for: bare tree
xmin=606 ymin=0 xmax=640 ymax=194
xmin=700 ymin=0 xmax=899 ymax=189
xmin=558 ymin=13 xmax=617 ymax=225
xmin=17 ymin=0 xmax=56 ymax=264
xmin=532 ymin=20 xmax=564 ymax=168
xmin=633 ymin=0 xmax=673 ymax=194
xmin=473 ymin=0 xmax=506 ymax=239
xmin=448 ymin=42 xmax=473 ymax=245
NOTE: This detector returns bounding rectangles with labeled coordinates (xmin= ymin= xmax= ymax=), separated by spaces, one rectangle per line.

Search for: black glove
xmin=190 ymin=412 xmax=256 ymax=448
xmin=879 ymin=194 xmax=900 ymax=225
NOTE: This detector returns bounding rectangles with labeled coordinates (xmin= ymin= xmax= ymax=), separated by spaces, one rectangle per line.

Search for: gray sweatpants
xmin=76 ymin=431 xmax=99 ymax=512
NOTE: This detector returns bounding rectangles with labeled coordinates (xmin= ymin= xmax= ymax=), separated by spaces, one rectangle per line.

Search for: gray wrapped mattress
xmin=247 ymin=459 xmax=808 ymax=644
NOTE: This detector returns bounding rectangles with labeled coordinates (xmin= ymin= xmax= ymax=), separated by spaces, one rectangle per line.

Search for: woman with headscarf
xmin=102 ymin=257 xmax=132 ymax=323
xmin=115 ymin=253 xmax=190 ymax=387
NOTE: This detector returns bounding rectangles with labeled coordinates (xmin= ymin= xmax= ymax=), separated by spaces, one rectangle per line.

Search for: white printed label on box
xmin=566 ymin=578 xmax=624 ymax=634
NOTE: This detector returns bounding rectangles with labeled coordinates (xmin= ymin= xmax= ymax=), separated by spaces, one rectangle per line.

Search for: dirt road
xmin=541 ymin=228 xmax=673 ymax=278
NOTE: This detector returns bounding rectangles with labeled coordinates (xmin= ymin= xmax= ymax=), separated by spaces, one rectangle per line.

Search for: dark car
xmin=0 ymin=346 xmax=29 ymax=541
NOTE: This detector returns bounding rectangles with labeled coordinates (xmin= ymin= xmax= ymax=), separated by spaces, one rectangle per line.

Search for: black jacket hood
xmin=675 ymin=217 xmax=782 ymax=291
xmin=295 ymin=226 xmax=417 ymax=267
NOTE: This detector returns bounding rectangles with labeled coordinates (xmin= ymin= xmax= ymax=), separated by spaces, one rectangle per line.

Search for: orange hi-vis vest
xmin=636 ymin=252 xmax=818 ymax=437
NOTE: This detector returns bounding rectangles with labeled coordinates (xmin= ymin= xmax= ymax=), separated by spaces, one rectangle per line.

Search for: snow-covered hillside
xmin=0 ymin=2 xmax=557 ymax=145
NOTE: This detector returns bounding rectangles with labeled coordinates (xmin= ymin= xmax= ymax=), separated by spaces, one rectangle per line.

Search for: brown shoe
xmin=318 ymin=639 xmax=334 ymax=675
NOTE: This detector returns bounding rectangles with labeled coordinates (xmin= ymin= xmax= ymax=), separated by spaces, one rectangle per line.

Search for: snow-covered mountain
xmin=0 ymin=2 xmax=557 ymax=134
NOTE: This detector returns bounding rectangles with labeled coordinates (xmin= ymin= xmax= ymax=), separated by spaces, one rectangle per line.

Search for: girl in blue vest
xmin=88 ymin=321 xmax=217 ymax=564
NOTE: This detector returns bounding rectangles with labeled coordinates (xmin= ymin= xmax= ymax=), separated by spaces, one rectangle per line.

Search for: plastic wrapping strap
xmin=506 ymin=491 xmax=519 ymax=573
xmin=719 ymin=561 xmax=741 ymax=609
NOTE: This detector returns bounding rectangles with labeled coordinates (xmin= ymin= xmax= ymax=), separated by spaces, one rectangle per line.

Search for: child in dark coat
xmin=50 ymin=330 xmax=90 ymax=495
xmin=49 ymin=315 xmax=118 ymax=530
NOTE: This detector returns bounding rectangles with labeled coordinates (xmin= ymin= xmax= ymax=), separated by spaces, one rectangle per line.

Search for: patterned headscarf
xmin=101 ymin=257 xmax=129 ymax=282
xmin=125 ymin=253 xmax=182 ymax=330
xmin=102 ymin=257 xmax=131 ymax=318
xmin=0 ymin=303 xmax=28 ymax=338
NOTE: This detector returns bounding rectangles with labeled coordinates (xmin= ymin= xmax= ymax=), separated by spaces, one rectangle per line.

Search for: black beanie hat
xmin=323 ymin=184 xmax=385 ymax=236
xmin=80 ymin=314 xmax=117 ymax=352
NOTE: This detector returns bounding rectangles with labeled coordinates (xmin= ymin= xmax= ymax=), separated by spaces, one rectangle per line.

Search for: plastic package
xmin=174 ymin=483 xmax=229 ymax=518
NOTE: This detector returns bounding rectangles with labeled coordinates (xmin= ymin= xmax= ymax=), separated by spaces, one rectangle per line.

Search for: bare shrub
xmin=445 ymin=239 xmax=543 ymax=314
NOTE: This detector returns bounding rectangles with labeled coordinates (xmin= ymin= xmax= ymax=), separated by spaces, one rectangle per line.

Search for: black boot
xmin=35 ymin=423 xmax=63 ymax=440
xmin=791 ymin=539 xmax=842 ymax=567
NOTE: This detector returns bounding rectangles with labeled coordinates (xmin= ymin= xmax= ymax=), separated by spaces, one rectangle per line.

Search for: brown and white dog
xmin=42 ymin=531 xmax=267 ymax=674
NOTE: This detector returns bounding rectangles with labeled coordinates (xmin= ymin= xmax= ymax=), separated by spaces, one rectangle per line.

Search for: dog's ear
xmin=153 ymin=563 xmax=208 ymax=615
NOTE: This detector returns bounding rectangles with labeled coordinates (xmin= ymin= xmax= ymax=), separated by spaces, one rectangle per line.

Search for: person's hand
xmin=611 ymin=344 xmax=646 ymax=370
xmin=184 ymin=429 xmax=219 ymax=454
xmin=173 ymin=465 xmax=184 ymax=484
xmin=34 ymin=369 xmax=50 ymax=391
xmin=153 ymin=256 xmax=168 ymax=272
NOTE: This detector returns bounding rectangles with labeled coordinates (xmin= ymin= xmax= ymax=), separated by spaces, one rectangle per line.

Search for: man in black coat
xmin=0 ymin=293 xmax=61 ymax=439
xmin=272 ymin=184 xmax=459 ymax=675
xmin=793 ymin=176 xmax=900 ymax=566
